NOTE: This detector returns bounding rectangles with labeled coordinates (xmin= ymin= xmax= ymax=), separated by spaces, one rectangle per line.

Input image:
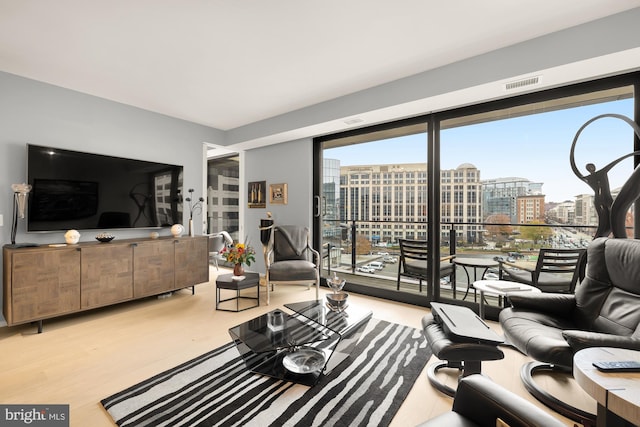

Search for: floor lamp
xmin=9 ymin=183 xmax=32 ymax=247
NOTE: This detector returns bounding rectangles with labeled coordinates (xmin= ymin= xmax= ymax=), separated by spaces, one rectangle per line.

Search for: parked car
xmin=484 ymin=271 xmax=500 ymax=280
xmin=383 ymin=256 xmax=398 ymax=263
xmin=357 ymin=265 xmax=376 ymax=273
xmin=368 ymin=261 xmax=384 ymax=270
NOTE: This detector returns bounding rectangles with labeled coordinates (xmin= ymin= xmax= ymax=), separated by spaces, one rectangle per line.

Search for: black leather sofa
xmin=499 ymin=236 xmax=640 ymax=423
xmin=418 ymin=374 xmax=566 ymax=427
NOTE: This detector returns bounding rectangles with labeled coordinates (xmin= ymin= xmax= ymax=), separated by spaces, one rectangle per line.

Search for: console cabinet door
xmin=174 ymin=237 xmax=209 ymax=289
xmin=9 ymin=248 xmax=81 ymax=324
xmin=133 ymin=240 xmax=175 ymax=297
xmin=81 ymin=244 xmax=134 ymax=308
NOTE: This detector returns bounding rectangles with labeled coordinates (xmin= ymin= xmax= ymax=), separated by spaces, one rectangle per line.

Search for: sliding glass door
xmin=313 ymin=72 xmax=639 ymax=311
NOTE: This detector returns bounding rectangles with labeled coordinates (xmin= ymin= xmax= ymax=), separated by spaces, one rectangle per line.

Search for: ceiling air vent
xmin=504 ymin=76 xmax=540 ymax=91
xmin=343 ymin=117 xmax=364 ymax=125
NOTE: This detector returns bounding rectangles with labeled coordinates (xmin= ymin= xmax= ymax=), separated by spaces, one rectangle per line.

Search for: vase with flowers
xmin=185 ymin=188 xmax=205 ymax=236
xmin=221 ymin=242 xmax=256 ymax=276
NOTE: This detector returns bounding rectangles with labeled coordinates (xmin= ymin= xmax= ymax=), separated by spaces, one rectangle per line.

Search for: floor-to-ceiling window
xmin=314 ymin=73 xmax=639 ymax=311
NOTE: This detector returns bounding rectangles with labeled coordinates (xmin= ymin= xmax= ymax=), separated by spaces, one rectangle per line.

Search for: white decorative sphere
xmin=170 ymin=224 xmax=184 ymax=237
xmin=149 ymin=231 xmax=160 ymax=239
xmin=64 ymin=229 xmax=81 ymax=244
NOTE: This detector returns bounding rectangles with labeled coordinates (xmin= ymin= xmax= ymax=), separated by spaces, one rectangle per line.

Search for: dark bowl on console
xmin=96 ymin=233 xmax=115 ymax=243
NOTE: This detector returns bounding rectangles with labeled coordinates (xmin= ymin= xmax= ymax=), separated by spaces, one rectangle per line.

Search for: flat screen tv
xmin=27 ymin=144 xmax=183 ymax=232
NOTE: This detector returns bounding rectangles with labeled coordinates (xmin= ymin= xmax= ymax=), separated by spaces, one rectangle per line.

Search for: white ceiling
xmin=1 ymin=0 xmax=640 ymax=132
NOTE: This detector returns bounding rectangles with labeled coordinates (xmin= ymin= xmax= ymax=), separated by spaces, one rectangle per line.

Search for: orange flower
xmin=221 ymin=241 xmax=256 ymax=266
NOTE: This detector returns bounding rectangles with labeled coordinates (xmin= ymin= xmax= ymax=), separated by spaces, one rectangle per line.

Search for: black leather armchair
xmin=418 ymin=374 xmax=566 ymax=427
xmin=499 ymin=237 xmax=640 ymax=424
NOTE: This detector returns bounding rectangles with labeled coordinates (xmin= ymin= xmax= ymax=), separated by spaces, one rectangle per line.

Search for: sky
xmin=325 ymin=98 xmax=636 ymax=202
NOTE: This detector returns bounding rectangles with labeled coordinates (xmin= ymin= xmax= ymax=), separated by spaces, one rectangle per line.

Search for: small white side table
xmin=473 ymin=279 xmax=541 ymax=319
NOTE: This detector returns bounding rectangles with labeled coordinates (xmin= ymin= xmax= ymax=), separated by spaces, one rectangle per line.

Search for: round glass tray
xmin=282 ymin=348 xmax=326 ymax=374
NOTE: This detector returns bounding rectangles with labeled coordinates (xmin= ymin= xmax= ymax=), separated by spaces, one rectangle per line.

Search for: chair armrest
xmin=499 ymin=260 xmax=535 ymax=272
xmin=563 ymin=330 xmax=640 ymax=352
xmin=508 ymin=293 xmax=576 ymax=317
xmin=440 ymin=255 xmax=455 ymax=262
xmin=452 ymin=375 xmax=566 ymax=427
xmin=307 ymin=244 xmax=321 ymax=268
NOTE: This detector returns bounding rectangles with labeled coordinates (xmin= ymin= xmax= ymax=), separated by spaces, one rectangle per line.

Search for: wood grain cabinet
xmin=133 ymin=239 xmax=176 ymax=298
xmin=81 ymin=243 xmax=134 ymax=308
xmin=3 ymin=236 xmax=209 ymax=332
xmin=174 ymin=237 xmax=209 ymax=289
xmin=4 ymin=247 xmax=81 ymax=325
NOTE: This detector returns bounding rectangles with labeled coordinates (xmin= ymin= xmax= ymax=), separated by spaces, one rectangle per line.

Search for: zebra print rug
xmin=101 ymin=319 xmax=430 ymax=427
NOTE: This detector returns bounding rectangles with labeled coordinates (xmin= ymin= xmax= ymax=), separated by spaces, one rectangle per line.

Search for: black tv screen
xmin=27 ymin=144 xmax=183 ymax=232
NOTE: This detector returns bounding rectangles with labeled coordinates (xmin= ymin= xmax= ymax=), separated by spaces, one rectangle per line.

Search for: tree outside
xmin=519 ymin=220 xmax=554 ymax=243
xmin=345 ymin=234 xmax=373 ymax=255
xmin=485 ymin=214 xmax=513 ymax=244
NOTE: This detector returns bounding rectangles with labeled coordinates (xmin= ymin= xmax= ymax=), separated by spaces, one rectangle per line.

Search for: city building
xmin=516 ymin=194 xmax=546 ymax=224
xmin=338 ymin=162 xmax=483 ymax=245
xmin=574 ymin=193 xmax=598 ymax=227
xmin=441 ymin=163 xmax=484 ymax=244
xmin=547 ymin=200 xmax=576 ymax=224
xmin=206 ymin=156 xmax=240 ymax=237
xmin=482 ymin=177 xmax=543 ymax=223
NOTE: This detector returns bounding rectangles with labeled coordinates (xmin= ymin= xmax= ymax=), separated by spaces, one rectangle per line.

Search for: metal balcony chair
xmin=498 ymin=247 xmax=586 ymax=293
xmin=397 ymin=239 xmax=455 ymax=293
xmin=262 ymin=224 xmax=320 ymax=305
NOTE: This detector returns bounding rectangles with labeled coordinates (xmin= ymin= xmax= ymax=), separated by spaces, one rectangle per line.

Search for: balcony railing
xmin=320 ymin=219 xmax=597 ymax=315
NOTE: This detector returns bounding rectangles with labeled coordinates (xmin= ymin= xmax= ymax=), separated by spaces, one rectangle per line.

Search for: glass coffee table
xmin=228 ymin=299 xmax=372 ymax=386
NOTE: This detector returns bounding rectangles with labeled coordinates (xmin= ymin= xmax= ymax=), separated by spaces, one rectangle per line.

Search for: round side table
xmin=472 ymin=279 xmax=541 ymax=319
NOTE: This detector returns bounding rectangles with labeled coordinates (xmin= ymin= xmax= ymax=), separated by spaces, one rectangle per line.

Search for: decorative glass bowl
xmin=328 ymin=277 xmax=346 ymax=293
xmin=282 ymin=348 xmax=326 ymax=374
xmin=326 ymin=292 xmax=349 ymax=312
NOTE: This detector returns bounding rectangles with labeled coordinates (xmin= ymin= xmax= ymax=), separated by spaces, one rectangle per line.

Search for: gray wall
xmin=0 ymin=71 xmax=224 ymax=324
xmin=226 ymin=7 xmax=640 ymax=147
xmin=243 ymin=138 xmax=314 ymax=275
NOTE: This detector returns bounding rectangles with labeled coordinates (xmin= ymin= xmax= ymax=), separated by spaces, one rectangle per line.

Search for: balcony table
xmin=454 ymin=257 xmax=498 ymax=301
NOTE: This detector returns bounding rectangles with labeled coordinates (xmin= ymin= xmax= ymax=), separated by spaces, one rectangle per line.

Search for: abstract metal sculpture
xmin=10 ymin=183 xmax=32 ymax=246
xmin=570 ymin=113 xmax=640 ymax=238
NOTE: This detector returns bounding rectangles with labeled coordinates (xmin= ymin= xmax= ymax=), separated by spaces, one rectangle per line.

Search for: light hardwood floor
xmin=0 ymin=267 xmax=592 ymax=426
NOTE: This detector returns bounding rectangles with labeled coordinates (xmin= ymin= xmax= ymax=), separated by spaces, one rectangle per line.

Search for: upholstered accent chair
xmin=499 ymin=237 xmax=640 ymax=424
xmin=263 ymin=225 xmax=320 ymax=305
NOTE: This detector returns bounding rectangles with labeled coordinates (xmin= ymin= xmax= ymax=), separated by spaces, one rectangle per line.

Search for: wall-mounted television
xmin=27 ymin=144 xmax=183 ymax=232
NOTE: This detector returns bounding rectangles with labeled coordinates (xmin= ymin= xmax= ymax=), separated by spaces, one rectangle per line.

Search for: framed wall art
xmin=248 ymin=181 xmax=266 ymax=208
xmin=269 ymin=183 xmax=288 ymax=205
